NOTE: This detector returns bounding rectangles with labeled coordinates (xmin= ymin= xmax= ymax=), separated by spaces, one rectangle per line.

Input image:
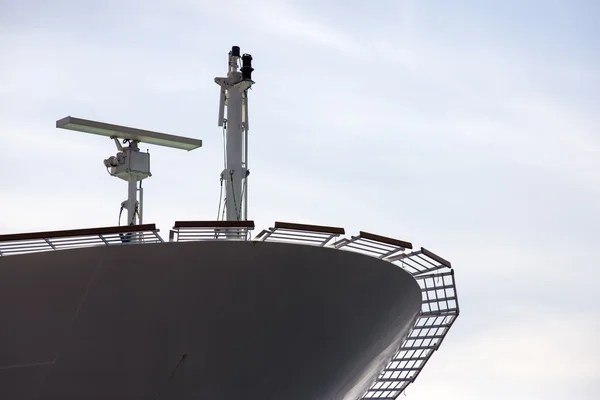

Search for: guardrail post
xmin=98 ymin=234 xmax=109 ymax=245
xmin=153 ymin=230 xmax=164 ymax=243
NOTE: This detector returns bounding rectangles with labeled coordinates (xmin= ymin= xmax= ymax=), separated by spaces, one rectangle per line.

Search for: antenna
xmin=56 ymin=117 xmax=202 ymax=238
xmin=215 ymin=46 xmax=254 ymax=227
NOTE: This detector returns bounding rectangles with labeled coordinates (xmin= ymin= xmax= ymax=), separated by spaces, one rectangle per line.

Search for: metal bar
xmin=174 ymin=220 xmax=255 ymax=229
xmin=390 ymin=357 xmax=428 ymax=364
xmin=420 ymin=309 xmax=459 ymax=317
xmin=354 ymin=237 xmax=396 ymax=250
xmin=266 ymin=236 xmax=325 ymax=244
xmin=382 ymin=367 xmax=421 ymax=372
xmin=386 ymin=249 xmax=422 ymax=262
xmin=380 ymin=247 xmax=405 ymax=259
xmin=153 ymin=230 xmax=164 ymax=242
xmin=266 ymin=230 xmax=332 ymax=240
xmin=321 ymin=233 xmax=337 ymax=247
xmin=412 ymin=322 xmax=452 ymax=330
xmin=359 ymin=231 xmax=413 ymax=249
xmin=421 ymin=247 xmax=451 ymax=267
xmin=265 ymin=235 xmax=326 ymax=243
xmin=273 ymin=221 xmax=345 ymax=235
xmin=413 ymin=271 xmax=454 ymax=281
xmin=176 ymin=228 xmax=248 ymax=233
xmin=342 ymin=242 xmax=390 ymax=256
xmin=0 ymin=242 xmax=61 ymax=251
xmin=410 ymin=264 xmax=448 ymax=276
xmin=99 ymin=234 xmax=109 ymax=245
xmin=406 ymin=333 xmax=445 ymax=340
xmin=331 ymin=237 xmax=350 ymax=248
xmin=420 ymin=297 xmax=458 ymax=305
xmin=420 ymin=284 xmax=454 ymax=292
xmin=402 ymin=257 xmax=436 ymax=272
xmin=397 ymin=261 xmax=422 ymax=275
xmin=254 ymin=229 xmax=271 ymax=240
xmin=398 ymin=344 xmax=439 ymax=351
xmin=372 ymin=378 xmax=413 ymax=383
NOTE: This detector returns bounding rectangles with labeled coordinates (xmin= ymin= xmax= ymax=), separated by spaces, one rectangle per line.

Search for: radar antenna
xmin=56 ymin=116 xmax=202 ymax=240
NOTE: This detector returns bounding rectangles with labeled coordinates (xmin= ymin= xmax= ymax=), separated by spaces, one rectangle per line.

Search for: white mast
xmin=215 ymin=46 xmax=254 ymax=221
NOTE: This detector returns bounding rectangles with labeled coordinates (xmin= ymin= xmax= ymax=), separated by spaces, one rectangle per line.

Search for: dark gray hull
xmin=0 ymin=241 xmax=421 ymax=400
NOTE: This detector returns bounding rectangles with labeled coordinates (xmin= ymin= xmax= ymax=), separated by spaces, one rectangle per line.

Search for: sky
xmin=1 ymin=0 xmax=600 ymax=398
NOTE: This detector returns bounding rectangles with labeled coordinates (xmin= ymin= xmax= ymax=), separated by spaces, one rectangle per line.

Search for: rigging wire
xmin=216 ymin=177 xmax=224 ymax=220
xmin=118 ymin=206 xmax=124 ymax=226
xmin=229 ymin=170 xmax=239 ymax=220
xmin=118 ymin=202 xmax=139 ymax=226
xmin=239 ymin=174 xmax=248 ymax=220
xmin=132 ymin=202 xmax=139 ymax=225
xmin=216 ymin=120 xmax=228 ymax=220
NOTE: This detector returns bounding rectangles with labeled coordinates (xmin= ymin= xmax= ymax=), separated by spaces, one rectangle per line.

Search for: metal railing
xmin=0 ymin=218 xmax=458 ymax=399
xmin=362 ymin=248 xmax=459 ymax=399
xmin=256 ymin=221 xmax=344 ymax=246
xmin=333 ymin=231 xmax=412 ymax=259
xmin=0 ymin=224 xmax=163 ymax=257
xmin=255 ymin=222 xmax=459 ymax=400
xmin=169 ymin=220 xmax=255 ymax=242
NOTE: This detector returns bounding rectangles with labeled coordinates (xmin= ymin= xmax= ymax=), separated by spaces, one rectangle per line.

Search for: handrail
xmin=332 ymin=231 xmax=412 ymax=259
xmin=0 ymin=223 xmax=158 ymax=242
xmin=170 ymin=220 xmax=255 ymax=242
xmin=362 ymin=250 xmax=458 ymax=400
xmin=0 ymin=218 xmax=458 ymax=400
xmin=173 ymin=220 xmax=255 ymax=229
xmin=254 ymin=221 xmax=458 ymax=400
xmin=0 ymin=224 xmax=163 ymax=257
xmin=256 ymin=221 xmax=345 ymax=247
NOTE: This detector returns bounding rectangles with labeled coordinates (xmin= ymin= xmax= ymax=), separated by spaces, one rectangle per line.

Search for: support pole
xmin=244 ymin=122 xmax=249 ymax=221
xmin=138 ymin=181 xmax=144 ymax=225
xmin=226 ymin=84 xmax=243 ymax=221
xmin=127 ymin=178 xmax=137 ymax=225
xmin=126 ymin=141 xmax=140 ymax=228
xmin=215 ymin=46 xmax=254 ymax=225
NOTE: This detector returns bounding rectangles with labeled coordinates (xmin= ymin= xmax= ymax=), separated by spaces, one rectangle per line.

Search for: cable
xmin=118 ymin=206 xmax=124 ymax=226
xmin=131 ymin=202 xmax=139 ymax=226
xmin=239 ymin=174 xmax=248 ymax=220
xmin=216 ymin=177 xmax=224 ymax=220
xmin=217 ymin=120 xmax=228 ymax=221
xmin=229 ymin=170 xmax=239 ymax=220
xmin=119 ymin=202 xmax=140 ymax=226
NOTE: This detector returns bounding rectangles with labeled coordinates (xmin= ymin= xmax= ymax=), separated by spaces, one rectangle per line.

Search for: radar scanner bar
xmin=56 ymin=116 xmax=202 ymax=237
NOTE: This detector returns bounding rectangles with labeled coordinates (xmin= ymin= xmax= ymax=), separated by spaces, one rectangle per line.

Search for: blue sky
xmin=1 ymin=0 xmax=599 ymax=399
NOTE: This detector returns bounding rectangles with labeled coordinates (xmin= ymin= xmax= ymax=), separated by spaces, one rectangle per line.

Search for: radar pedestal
xmin=104 ymin=138 xmax=151 ymax=227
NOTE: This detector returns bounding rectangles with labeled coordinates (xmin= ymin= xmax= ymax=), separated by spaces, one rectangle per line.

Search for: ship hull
xmin=0 ymin=241 xmax=421 ymax=399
